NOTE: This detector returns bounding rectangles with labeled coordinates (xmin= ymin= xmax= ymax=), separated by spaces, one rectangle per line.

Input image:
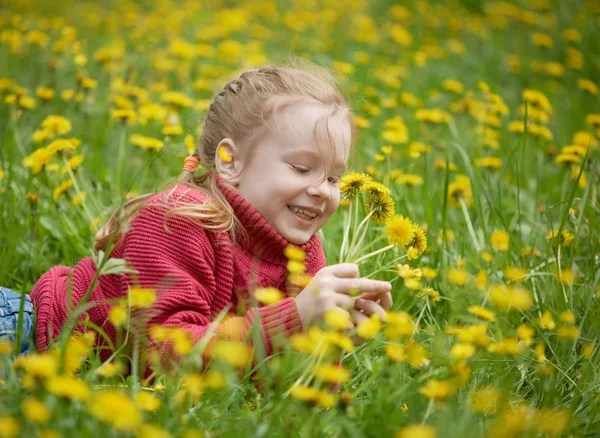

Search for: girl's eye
xmin=328 ymin=176 xmax=340 ymax=185
xmin=292 ymin=165 xmax=310 ymax=174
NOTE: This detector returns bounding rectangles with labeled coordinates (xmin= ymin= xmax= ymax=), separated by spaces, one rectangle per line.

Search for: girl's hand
xmin=294 ymin=263 xmax=392 ymax=329
xmin=350 ymin=295 xmax=391 ymax=346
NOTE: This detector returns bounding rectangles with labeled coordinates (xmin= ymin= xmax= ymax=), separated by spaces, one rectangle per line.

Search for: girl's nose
xmin=307 ymin=178 xmax=331 ymax=200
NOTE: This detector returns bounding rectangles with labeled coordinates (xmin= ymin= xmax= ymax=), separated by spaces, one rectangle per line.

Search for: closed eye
xmin=328 ymin=176 xmax=340 ymax=185
xmin=291 ymin=165 xmax=310 ymax=174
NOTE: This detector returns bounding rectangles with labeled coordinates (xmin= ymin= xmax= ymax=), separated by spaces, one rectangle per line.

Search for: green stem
xmin=347 ymin=210 xmax=375 ymax=261
xmin=459 ymin=198 xmax=481 ymax=253
xmin=339 ymin=202 xmax=354 ymax=263
xmin=353 ymin=244 xmax=395 ymax=265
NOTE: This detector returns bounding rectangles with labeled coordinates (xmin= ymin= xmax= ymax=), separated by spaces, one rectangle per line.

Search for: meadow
xmin=0 ymin=0 xmax=599 ymax=437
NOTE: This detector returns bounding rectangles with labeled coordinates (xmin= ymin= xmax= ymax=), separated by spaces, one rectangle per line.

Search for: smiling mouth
xmin=287 ymin=205 xmax=319 ymax=221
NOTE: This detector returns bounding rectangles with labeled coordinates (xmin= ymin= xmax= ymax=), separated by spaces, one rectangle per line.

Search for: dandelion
xmin=0 ymin=416 xmax=19 ymax=438
xmin=340 ymin=172 xmax=372 ymax=201
xmin=419 ymin=287 xmax=440 ymax=303
xmin=129 ymin=134 xmax=164 ymax=151
xmin=52 ymin=179 xmax=73 ymax=200
xmin=446 ymin=268 xmax=469 ymax=286
xmin=448 ymin=175 xmax=473 ymax=207
xmin=385 ymin=215 xmax=415 ymax=248
xmin=314 ymin=363 xmax=350 ymax=383
xmin=15 ymin=353 xmax=58 ymax=379
xmin=396 ymin=424 xmax=437 ymax=438
xmin=22 ymin=147 xmax=55 ymax=174
xmin=41 ymin=115 xmax=72 ymax=137
xmin=557 ymin=325 xmax=580 ymax=340
xmin=419 ymin=379 xmax=452 ymax=400
xmin=134 ymin=391 xmax=161 ymax=412
xmin=559 ymin=311 xmax=576 ymax=324
xmin=517 ymin=324 xmax=535 ymax=345
xmin=109 ymin=302 xmax=128 ymax=327
xmin=450 ymin=343 xmax=476 ymax=360
xmin=111 ymin=109 xmax=137 ymax=124
xmin=546 ymin=229 xmax=574 ymax=246
xmin=491 ymin=229 xmax=509 ymax=251
xmin=129 ymin=287 xmax=156 ymax=308
xmin=46 ymin=375 xmax=89 ymax=401
xmin=21 ymin=398 xmax=51 ymax=424
xmin=356 ymin=314 xmax=382 ymax=339
xmin=254 ymin=287 xmax=283 ymax=305
xmin=470 ymin=386 xmax=504 ymax=415
xmin=88 ymin=390 xmax=142 ymax=431
xmin=384 ymin=311 xmax=415 ymax=338
xmin=504 ymin=266 xmax=527 ymax=282
xmin=325 ymin=309 xmax=352 ymax=330
xmin=468 ymin=305 xmax=496 ymax=322
xmin=212 ymin=341 xmax=251 ymax=369
xmin=537 ymin=311 xmax=556 ymax=330
xmin=408 ymin=225 xmax=427 ymax=254
xmin=488 ymin=284 xmax=533 ymax=312
xmin=386 ymin=343 xmax=407 ymax=362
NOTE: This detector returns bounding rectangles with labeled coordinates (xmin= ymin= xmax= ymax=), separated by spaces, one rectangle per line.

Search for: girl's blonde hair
xmin=94 ymin=58 xmax=357 ymax=252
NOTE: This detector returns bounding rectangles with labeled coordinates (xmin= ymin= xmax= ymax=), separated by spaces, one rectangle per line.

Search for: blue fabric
xmin=0 ymin=287 xmax=34 ymax=356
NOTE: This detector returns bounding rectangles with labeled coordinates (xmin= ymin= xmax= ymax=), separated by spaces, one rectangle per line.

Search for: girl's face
xmin=224 ymin=103 xmax=351 ymax=245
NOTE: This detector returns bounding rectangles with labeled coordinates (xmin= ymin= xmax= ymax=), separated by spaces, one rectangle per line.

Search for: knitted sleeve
xmin=120 ymin=199 xmax=302 ymax=374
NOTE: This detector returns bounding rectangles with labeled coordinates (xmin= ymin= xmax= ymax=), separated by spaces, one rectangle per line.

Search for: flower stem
xmin=459 ymin=198 xmax=481 ymax=253
xmin=353 ymin=244 xmax=395 ymax=265
xmin=347 ymin=210 xmax=375 ymax=261
xmin=115 ymin=125 xmax=127 ymax=197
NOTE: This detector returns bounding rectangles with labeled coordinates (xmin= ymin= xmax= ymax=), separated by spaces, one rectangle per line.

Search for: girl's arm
xmin=119 ymin=201 xmax=304 ymax=374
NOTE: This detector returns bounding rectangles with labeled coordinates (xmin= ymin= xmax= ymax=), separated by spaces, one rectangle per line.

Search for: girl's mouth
xmin=288 ymin=205 xmax=319 ymax=222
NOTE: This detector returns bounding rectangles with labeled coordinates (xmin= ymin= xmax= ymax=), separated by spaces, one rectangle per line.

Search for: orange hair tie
xmin=183 ymin=156 xmax=200 ymax=173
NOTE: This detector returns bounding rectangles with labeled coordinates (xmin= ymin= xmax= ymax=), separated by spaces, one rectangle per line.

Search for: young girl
xmin=3 ymin=64 xmax=392 ymax=372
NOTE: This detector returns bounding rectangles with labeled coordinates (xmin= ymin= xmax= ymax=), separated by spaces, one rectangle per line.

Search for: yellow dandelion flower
xmin=450 ymin=343 xmax=476 ymax=360
xmin=491 ymin=229 xmax=509 ymax=251
xmin=385 ymin=215 xmax=415 ymax=248
xmin=446 ymin=268 xmax=469 ymax=286
xmin=384 ymin=311 xmax=415 ymax=338
xmin=254 ymin=287 xmax=283 ymax=305
xmin=15 ymin=353 xmax=58 ymax=379
xmin=21 ymin=398 xmax=51 ymax=424
xmin=558 ymin=268 xmax=575 ymax=284
xmin=108 ymin=302 xmax=128 ymax=327
xmin=537 ymin=311 xmax=556 ymax=330
xmin=504 ymin=266 xmax=527 ymax=282
xmin=111 ymin=108 xmax=137 ymax=124
xmin=386 ymin=343 xmax=407 ymax=362
xmin=396 ymin=424 xmax=436 ymax=438
xmin=448 ymin=175 xmax=473 ymax=207
xmin=88 ymin=390 xmax=142 ymax=431
xmin=489 ymin=284 xmax=533 ymax=312
xmin=365 ymin=191 xmax=396 ymax=224
xmin=325 ymin=309 xmax=352 ymax=330
xmin=129 ymin=287 xmax=156 ymax=308
xmin=356 ymin=314 xmax=382 ymax=339
xmin=559 ymin=311 xmax=576 ymax=324
xmin=129 ymin=134 xmax=164 ymax=151
xmin=134 ymin=391 xmax=161 ymax=412
xmin=470 ymin=386 xmax=504 ymax=415
xmin=557 ymin=325 xmax=580 ymax=340
xmin=212 ymin=341 xmax=251 ymax=369
xmin=339 ymin=172 xmax=372 ymax=201
xmin=314 ymin=363 xmax=350 ymax=383
xmin=46 ymin=375 xmax=89 ymax=401
xmin=517 ymin=324 xmax=534 ymax=345
xmin=468 ymin=305 xmax=496 ymax=322
xmin=419 ymin=379 xmax=452 ymax=400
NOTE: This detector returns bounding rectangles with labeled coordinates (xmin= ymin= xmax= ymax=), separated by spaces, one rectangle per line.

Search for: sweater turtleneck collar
xmin=214 ymin=173 xmax=320 ymax=266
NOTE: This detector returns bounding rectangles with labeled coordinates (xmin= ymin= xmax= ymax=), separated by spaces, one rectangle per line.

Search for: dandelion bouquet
xmin=337 ymin=172 xmax=428 ymax=275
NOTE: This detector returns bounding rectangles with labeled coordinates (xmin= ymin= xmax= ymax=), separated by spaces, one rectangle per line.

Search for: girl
xmin=3 ymin=64 xmax=392 ymax=372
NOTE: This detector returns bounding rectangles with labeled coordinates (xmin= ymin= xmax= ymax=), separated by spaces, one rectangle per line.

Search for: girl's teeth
xmin=289 ymin=206 xmax=317 ymax=219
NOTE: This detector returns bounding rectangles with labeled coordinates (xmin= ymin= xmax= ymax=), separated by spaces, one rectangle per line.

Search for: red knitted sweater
xmin=30 ymin=175 xmax=326 ymax=369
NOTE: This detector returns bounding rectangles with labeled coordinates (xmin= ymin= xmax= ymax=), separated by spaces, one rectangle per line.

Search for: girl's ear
xmin=215 ymin=138 xmax=243 ymax=186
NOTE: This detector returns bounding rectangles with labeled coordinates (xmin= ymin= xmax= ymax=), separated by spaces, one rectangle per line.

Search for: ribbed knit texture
xmin=30 ymin=174 xmax=326 ymax=371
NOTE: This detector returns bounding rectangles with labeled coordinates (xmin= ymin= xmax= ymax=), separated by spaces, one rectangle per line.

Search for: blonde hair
xmin=94 ymin=59 xmax=357 ymax=252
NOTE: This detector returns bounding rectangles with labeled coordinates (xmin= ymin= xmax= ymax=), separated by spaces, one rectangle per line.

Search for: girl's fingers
xmin=328 ymin=263 xmax=360 ymax=278
xmin=333 ymin=293 xmax=356 ymax=311
xmin=355 ymin=292 xmax=393 ymax=310
xmin=335 ymin=278 xmax=392 ymax=295
xmin=379 ymin=291 xmax=393 ymax=310
xmin=352 ymin=310 xmax=369 ymax=324
xmin=354 ymin=298 xmax=387 ymax=321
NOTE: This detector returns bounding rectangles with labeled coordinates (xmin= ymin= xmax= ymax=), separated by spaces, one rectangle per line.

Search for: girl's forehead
xmin=270 ymin=103 xmax=351 ymax=160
